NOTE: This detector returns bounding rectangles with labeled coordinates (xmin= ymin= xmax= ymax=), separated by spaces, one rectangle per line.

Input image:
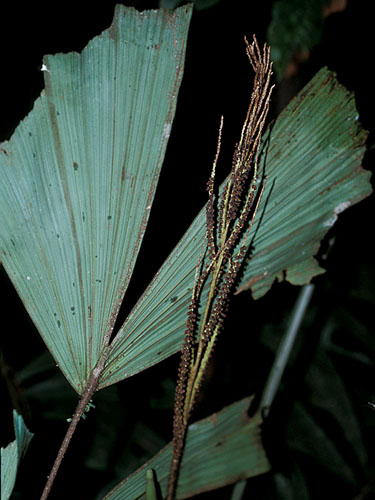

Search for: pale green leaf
xmin=99 ymin=67 xmax=371 ymax=389
xmin=1 ymin=411 xmax=34 ymax=500
xmin=0 ymin=5 xmax=192 ymax=394
xmin=100 ymin=397 xmax=269 ymax=500
xmin=237 ymin=69 xmax=371 ymax=298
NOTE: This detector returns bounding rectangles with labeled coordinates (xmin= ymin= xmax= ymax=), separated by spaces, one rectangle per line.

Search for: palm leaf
xmin=0 ymin=5 xmax=192 ymax=394
xmin=236 ymin=70 xmax=372 ymax=297
xmin=100 ymin=396 xmax=269 ymax=500
xmin=1 ymin=411 xmax=34 ymax=500
xmin=99 ymin=67 xmax=371 ymax=390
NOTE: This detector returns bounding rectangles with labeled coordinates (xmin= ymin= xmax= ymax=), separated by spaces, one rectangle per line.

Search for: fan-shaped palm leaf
xmin=0 ymin=5 xmax=192 ymax=395
xmin=1 ymin=6 xmax=371 ymax=396
xmin=99 ymin=67 xmax=371 ymax=390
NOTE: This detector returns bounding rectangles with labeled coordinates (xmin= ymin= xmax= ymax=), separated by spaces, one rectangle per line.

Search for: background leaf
xmin=267 ymin=0 xmax=330 ymax=79
xmin=286 ymin=401 xmax=356 ymax=483
xmin=0 ymin=5 xmax=192 ymax=395
xmin=1 ymin=411 xmax=34 ymax=500
xmin=305 ymin=347 xmax=368 ymax=469
xmin=100 ymin=397 xmax=269 ymax=500
xmin=158 ymin=0 xmax=221 ymax=10
xmin=272 ymin=464 xmax=310 ymax=500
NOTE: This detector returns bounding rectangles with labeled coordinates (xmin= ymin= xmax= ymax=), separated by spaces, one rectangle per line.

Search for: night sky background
xmin=1 ymin=1 xmax=374 ymax=499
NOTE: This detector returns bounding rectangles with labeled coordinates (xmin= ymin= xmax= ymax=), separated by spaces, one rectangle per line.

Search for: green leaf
xmin=236 ymin=69 xmax=371 ymax=298
xmin=158 ymin=0 xmax=183 ymax=8
xmin=306 ymin=348 xmax=368 ymax=468
xmin=192 ymin=0 xmax=221 ymax=11
xmin=273 ymin=464 xmax=310 ymax=500
xmin=146 ymin=469 xmax=158 ymax=500
xmin=1 ymin=411 xmax=34 ymax=500
xmin=99 ymin=67 xmax=371 ymax=389
xmin=158 ymin=0 xmax=221 ymax=9
xmin=287 ymin=402 xmax=356 ymax=483
xmin=267 ymin=0 xmax=328 ymax=79
xmin=100 ymin=397 xmax=270 ymax=500
xmin=0 ymin=5 xmax=192 ymax=395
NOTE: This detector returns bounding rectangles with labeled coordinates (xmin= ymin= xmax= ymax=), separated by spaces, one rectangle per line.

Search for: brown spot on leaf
xmin=235 ymin=273 xmax=264 ymax=295
xmin=211 ymin=412 xmax=218 ymax=428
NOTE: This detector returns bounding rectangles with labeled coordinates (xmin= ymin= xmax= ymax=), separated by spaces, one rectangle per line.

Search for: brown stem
xmin=167 ymin=424 xmax=188 ymax=500
xmin=39 ymin=363 xmax=104 ymax=500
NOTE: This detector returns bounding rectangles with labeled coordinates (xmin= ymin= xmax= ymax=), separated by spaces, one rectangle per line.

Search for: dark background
xmin=1 ymin=1 xmax=374 ymax=499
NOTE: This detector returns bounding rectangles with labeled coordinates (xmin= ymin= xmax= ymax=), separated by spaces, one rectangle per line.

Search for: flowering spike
xmin=206 ymin=116 xmax=224 ymax=260
xmin=167 ymin=35 xmax=273 ymax=500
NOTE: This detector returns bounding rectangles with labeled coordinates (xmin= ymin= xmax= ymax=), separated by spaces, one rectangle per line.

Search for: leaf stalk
xmin=39 ymin=354 xmax=107 ymax=500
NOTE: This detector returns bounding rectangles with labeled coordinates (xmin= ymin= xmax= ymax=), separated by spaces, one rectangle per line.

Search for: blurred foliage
xmin=159 ymin=0 xmax=220 ymax=11
xmin=267 ymin=0 xmax=346 ymax=80
xmin=268 ymin=0 xmax=327 ymax=79
xmin=255 ymin=250 xmax=375 ymax=499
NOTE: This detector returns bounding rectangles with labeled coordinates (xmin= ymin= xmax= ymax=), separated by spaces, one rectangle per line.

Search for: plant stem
xmin=230 ymin=480 xmax=247 ymax=500
xmin=39 ymin=363 xmax=104 ymax=500
xmin=260 ymin=283 xmax=315 ymax=418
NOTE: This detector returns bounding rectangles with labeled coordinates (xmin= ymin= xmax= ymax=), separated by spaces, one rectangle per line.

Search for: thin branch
xmin=230 ymin=480 xmax=247 ymax=500
xmin=231 ymin=284 xmax=315 ymax=500
xmin=39 ymin=357 xmax=106 ymax=500
xmin=260 ymin=283 xmax=315 ymax=418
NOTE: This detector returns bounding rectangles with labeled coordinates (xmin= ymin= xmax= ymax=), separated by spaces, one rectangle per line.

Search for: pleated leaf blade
xmin=99 ymin=67 xmax=371 ymax=389
xmin=236 ymin=69 xmax=372 ymax=297
xmin=101 ymin=397 xmax=269 ymax=500
xmin=0 ymin=5 xmax=192 ymax=394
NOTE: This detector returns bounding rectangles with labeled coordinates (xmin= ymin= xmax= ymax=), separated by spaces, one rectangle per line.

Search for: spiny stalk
xmin=167 ymin=35 xmax=274 ymax=500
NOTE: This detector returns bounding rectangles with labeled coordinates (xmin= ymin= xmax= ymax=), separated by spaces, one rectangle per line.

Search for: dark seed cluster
xmin=167 ymin=36 xmax=274 ymax=500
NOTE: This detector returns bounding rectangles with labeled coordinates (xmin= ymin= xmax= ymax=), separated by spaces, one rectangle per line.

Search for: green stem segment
xmin=260 ymin=283 xmax=315 ymax=418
